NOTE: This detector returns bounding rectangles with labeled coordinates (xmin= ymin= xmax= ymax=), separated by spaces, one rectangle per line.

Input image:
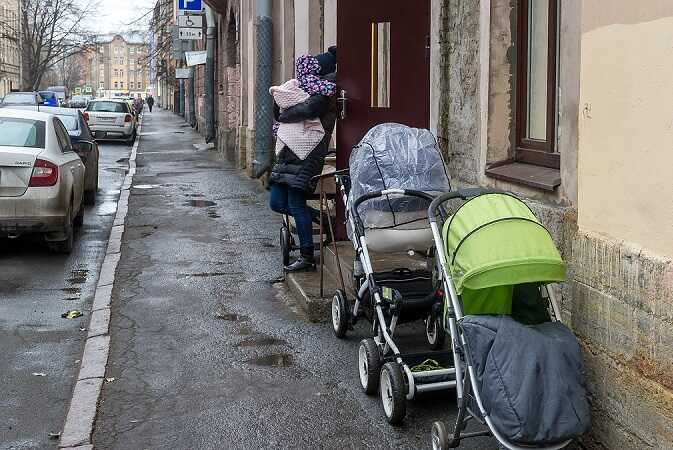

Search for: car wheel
xmin=74 ymin=203 xmax=84 ymax=227
xmin=48 ymin=216 xmax=74 ymax=254
xmin=84 ymin=187 xmax=96 ymax=206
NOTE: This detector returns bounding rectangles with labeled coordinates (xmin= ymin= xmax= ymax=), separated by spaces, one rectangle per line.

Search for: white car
xmin=85 ymin=99 xmax=137 ymax=145
xmin=0 ymin=109 xmax=86 ymax=253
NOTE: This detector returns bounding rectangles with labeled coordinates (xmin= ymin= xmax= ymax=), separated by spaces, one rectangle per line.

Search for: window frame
xmin=515 ymin=0 xmax=559 ymax=169
xmin=53 ymin=118 xmax=73 ymax=153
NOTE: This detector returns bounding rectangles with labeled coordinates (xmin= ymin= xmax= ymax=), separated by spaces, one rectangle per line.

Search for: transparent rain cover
xmin=349 ymin=123 xmax=451 ymax=229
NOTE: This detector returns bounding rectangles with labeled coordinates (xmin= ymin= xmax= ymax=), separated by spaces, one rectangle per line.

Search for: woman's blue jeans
xmin=269 ymin=184 xmax=319 ymax=255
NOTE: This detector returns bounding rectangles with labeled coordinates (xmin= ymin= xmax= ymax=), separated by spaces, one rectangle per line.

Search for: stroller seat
xmin=360 ymin=269 xmax=437 ymax=323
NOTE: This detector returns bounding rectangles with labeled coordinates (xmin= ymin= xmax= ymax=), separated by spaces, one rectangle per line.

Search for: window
xmin=99 ymin=46 xmax=103 ymax=53
xmin=515 ymin=0 xmax=558 ymax=169
xmin=53 ymin=119 xmax=72 ymax=153
xmin=99 ymin=81 xmax=104 ymax=88
xmin=130 ymin=47 xmax=135 ymax=53
xmin=120 ymin=70 xmax=124 ymax=77
xmin=485 ymin=0 xmax=560 ymax=191
xmin=0 ymin=118 xmax=45 ymax=149
xmin=114 ymin=82 xmax=118 ymax=88
xmin=120 ymin=81 xmax=124 ymax=88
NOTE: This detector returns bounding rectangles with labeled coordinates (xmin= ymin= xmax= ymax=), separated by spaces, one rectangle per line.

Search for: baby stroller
xmin=426 ymin=189 xmax=591 ymax=449
xmin=330 ymin=123 xmax=454 ymax=424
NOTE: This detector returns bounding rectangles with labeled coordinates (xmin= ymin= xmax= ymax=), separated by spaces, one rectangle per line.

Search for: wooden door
xmin=336 ymin=0 xmax=431 ymax=169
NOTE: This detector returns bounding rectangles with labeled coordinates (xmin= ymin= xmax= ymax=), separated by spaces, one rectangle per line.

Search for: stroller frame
xmin=331 ymin=174 xmax=455 ymax=424
xmin=427 ymin=188 xmax=571 ymax=450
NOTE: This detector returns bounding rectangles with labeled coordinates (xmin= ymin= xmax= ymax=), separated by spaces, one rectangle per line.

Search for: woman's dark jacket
xmin=270 ymin=72 xmax=337 ymax=193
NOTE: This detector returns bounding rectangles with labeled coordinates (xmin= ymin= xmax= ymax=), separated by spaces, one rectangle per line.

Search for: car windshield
xmin=2 ymin=93 xmax=36 ymax=105
xmin=87 ymin=101 xmax=126 ymax=113
xmin=56 ymin=115 xmax=78 ymax=131
xmin=0 ymin=117 xmax=46 ymax=148
xmin=72 ymin=96 xmax=85 ymax=102
xmin=39 ymin=92 xmax=56 ymax=99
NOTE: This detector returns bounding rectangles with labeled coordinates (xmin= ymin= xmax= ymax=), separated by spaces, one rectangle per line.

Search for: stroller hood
xmin=349 ymin=123 xmax=450 ymax=230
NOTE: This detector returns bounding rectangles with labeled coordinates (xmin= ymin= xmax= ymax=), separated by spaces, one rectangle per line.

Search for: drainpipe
xmin=252 ymin=0 xmax=273 ymax=178
xmin=188 ymin=42 xmax=196 ymax=127
xmin=204 ymin=6 xmax=216 ymax=143
xmin=179 ymin=78 xmax=185 ymax=116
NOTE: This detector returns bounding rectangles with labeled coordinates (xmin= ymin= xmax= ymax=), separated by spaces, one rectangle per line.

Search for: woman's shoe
xmin=284 ymin=254 xmax=316 ymax=272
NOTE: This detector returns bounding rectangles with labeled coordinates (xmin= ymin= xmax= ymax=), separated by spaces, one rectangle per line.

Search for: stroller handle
xmin=427 ymin=188 xmax=503 ymax=223
xmin=352 ymin=189 xmax=437 ymax=233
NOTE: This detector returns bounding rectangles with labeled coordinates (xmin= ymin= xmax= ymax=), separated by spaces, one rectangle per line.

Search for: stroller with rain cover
xmin=330 ymin=123 xmax=454 ymax=424
xmin=426 ymin=189 xmax=591 ymax=449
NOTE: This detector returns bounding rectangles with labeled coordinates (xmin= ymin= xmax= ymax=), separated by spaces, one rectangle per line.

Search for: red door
xmin=336 ymin=0 xmax=431 ymax=169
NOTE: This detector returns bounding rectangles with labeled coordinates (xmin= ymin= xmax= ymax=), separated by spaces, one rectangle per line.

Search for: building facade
xmin=0 ymin=0 xmax=22 ymax=98
xmin=88 ymin=33 xmax=150 ymax=98
xmin=190 ymin=1 xmax=673 ymax=447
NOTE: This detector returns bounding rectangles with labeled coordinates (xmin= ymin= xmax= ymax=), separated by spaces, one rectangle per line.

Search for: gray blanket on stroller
xmin=460 ymin=315 xmax=590 ymax=445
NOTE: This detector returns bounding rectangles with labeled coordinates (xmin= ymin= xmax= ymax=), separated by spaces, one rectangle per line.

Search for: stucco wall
xmin=578 ymin=2 xmax=673 ymax=259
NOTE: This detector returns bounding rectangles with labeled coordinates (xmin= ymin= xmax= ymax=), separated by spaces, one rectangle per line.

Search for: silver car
xmin=0 ymin=109 xmax=86 ymax=253
xmin=85 ymin=99 xmax=137 ymax=145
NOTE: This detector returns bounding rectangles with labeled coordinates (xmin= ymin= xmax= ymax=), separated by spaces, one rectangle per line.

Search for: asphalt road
xmin=0 ymin=140 xmax=132 ymax=450
xmin=92 ymin=111 xmax=495 ymax=450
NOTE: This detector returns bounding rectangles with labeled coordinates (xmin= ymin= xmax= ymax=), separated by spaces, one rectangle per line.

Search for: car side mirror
xmin=72 ymin=141 xmax=94 ymax=157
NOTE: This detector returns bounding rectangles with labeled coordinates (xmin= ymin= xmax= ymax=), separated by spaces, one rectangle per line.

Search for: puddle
xmin=184 ymin=193 xmax=204 ymax=198
xmin=214 ymin=311 xmax=249 ymax=321
xmin=96 ymin=201 xmax=118 ymax=216
xmin=67 ymin=276 xmax=87 ymax=284
xmin=177 ymin=272 xmax=236 ymax=279
xmin=61 ymin=287 xmax=81 ymax=297
xmin=105 ymin=167 xmax=127 ymax=174
xmin=104 ymin=189 xmax=121 ymax=195
xmin=261 ymin=243 xmax=274 ymax=248
xmin=247 ymin=353 xmax=294 ymax=368
xmin=207 ymin=210 xmax=221 ymax=219
xmin=134 ymin=184 xmax=160 ymax=190
xmin=238 ymin=325 xmax=253 ymax=336
xmin=184 ymin=200 xmax=216 ymax=207
xmin=116 ymin=157 xmax=129 ymax=163
xmin=237 ymin=336 xmax=286 ymax=347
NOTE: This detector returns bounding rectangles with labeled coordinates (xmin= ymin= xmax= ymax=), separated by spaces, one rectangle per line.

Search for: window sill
xmin=485 ymin=161 xmax=561 ymax=191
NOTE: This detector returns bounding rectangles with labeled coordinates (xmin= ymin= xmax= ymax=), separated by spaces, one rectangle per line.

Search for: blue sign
xmin=178 ymin=0 xmax=202 ymax=11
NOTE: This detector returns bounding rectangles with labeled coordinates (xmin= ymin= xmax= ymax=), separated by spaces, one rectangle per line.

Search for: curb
xmin=58 ymin=118 xmax=143 ymax=449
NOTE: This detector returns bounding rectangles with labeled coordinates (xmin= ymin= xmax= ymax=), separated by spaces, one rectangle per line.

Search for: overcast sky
xmin=95 ymin=0 xmax=156 ymax=34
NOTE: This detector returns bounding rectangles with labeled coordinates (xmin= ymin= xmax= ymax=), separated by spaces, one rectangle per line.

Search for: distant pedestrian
xmin=146 ymin=95 xmax=154 ymax=113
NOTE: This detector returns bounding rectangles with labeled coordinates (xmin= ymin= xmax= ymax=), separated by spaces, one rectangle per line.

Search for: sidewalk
xmin=91 ymin=110 xmax=488 ymax=450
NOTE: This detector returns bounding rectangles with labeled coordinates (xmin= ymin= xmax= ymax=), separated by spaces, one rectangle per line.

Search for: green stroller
xmin=427 ymin=189 xmax=590 ymax=449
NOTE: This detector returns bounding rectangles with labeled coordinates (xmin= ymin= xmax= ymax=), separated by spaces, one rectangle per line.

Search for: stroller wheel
xmin=358 ymin=338 xmax=382 ymax=395
xmin=426 ymin=312 xmax=446 ymax=350
xmin=280 ymin=226 xmax=291 ymax=267
xmin=431 ymin=421 xmax=449 ymax=450
xmin=332 ymin=289 xmax=349 ymax=338
xmin=380 ymin=362 xmax=407 ymax=424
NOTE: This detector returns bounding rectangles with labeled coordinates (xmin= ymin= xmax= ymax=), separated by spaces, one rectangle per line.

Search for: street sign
xmin=178 ymin=0 xmax=202 ymax=11
xmin=185 ymin=50 xmax=207 ymax=66
xmin=175 ymin=68 xmax=192 ymax=79
xmin=178 ymin=15 xmax=203 ymax=28
xmin=179 ymin=28 xmax=203 ymax=40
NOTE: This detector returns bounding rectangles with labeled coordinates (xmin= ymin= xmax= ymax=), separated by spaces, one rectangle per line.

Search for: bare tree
xmin=2 ymin=0 xmax=100 ymax=90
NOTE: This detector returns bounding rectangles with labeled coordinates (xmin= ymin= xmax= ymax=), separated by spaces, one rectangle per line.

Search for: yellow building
xmin=90 ymin=33 xmax=150 ymax=98
xmin=0 ymin=0 xmax=22 ymax=97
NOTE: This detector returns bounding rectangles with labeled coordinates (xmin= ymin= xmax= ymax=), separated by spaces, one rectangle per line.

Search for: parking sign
xmin=178 ymin=0 xmax=202 ymax=11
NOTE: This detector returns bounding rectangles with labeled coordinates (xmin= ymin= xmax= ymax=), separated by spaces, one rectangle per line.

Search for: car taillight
xmin=124 ymin=114 xmax=132 ymax=122
xmin=29 ymin=159 xmax=59 ymax=187
xmin=83 ymin=112 xmax=89 ymax=121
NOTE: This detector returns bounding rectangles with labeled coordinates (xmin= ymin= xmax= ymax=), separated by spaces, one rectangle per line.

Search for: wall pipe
xmin=252 ymin=0 xmax=273 ymax=178
xmin=205 ymin=5 xmax=217 ymax=143
xmin=188 ymin=42 xmax=197 ymax=127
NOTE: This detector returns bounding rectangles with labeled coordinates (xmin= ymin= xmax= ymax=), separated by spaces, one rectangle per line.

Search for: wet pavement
xmin=89 ymin=109 xmax=501 ymax=450
xmin=0 ymin=140 xmax=133 ymax=449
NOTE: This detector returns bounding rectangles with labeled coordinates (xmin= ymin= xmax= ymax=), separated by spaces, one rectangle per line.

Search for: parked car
xmin=46 ymin=86 xmax=69 ymax=105
xmin=0 ymin=108 xmax=86 ymax=253
xmin=11 ymin=106 xmax=99 ymax=204
xmin=39 ymin=91 xmax=60 ymax=107
xmin=0 ymin=92 xmax=44 ymax=107
xmin=85 ymin=99 xmax=136 ymax=144
xmin=68 ymin=95 xmax=88 ymax=109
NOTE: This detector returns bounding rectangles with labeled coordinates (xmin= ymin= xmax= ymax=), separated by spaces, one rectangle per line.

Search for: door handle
xmin=337 ymin=89 xmax=347 ymax=120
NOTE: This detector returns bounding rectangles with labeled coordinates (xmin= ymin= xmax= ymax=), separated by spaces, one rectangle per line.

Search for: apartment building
xmin=0 ymin=0 xmax=22 ymax=97
xmin=88 ymin=32 xmax=150 ymax=98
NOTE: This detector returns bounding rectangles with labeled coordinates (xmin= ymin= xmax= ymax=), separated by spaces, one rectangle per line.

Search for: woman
xmin=269 ymin=47 xmax=337 ymax=272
